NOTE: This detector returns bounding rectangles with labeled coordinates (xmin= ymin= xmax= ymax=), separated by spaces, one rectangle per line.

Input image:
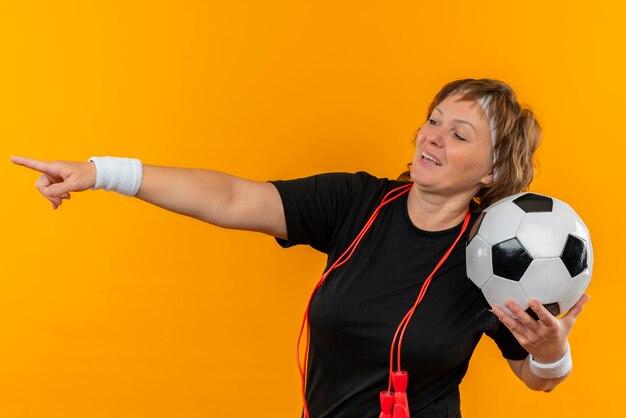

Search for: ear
xmin=480 ymin=169 xmax=495 ymax=187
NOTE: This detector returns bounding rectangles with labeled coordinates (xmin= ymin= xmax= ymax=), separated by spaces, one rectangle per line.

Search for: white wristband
xmin=529 ymin=343 xmax=572 ymax=379
xmin=88 ymin=156 xmax=143 ymax=197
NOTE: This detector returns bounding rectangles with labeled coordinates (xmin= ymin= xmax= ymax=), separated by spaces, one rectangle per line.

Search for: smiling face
xmin=410 ymin=92 xmax=495 ymax=200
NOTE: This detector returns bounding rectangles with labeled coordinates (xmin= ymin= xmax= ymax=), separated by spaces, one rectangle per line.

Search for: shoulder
xmin=270 ymin=171 xmax=401 ymax=197
xmin=268 ymin=171 xmax=405 ymax=252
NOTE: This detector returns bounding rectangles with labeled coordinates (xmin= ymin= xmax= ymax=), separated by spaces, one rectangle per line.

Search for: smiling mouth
xmin=421 ymin=152 xmax=442 ymax=166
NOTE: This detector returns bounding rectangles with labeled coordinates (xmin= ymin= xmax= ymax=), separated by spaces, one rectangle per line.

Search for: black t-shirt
xmin=270 ymin=172 xmax=527 ymax=418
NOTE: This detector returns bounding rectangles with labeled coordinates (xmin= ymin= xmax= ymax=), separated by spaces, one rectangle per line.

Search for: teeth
xmin=421 ymin=152 xmax=442 ymax=166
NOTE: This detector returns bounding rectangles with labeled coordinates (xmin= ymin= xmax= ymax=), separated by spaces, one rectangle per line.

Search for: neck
xmin=406 ymin=186 xmax=472 ymax=231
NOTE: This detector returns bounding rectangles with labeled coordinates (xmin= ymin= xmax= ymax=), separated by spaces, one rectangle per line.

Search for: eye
xmin=428 ymin=118 xmax=437 ymax=125
xmin=453 ymin=132 xmax=466 ymax=141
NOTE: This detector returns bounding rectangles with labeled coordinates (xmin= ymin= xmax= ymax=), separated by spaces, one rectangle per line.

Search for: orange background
xmin=1 ymin=1 xmax=624 ymax=417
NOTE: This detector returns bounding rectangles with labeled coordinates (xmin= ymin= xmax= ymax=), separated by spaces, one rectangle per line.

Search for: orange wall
xmin=1 ymin=1 xmax=623 ymax=417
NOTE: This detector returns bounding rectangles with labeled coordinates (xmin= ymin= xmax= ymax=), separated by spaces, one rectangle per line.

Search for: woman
xmin=11 ymin=78 xmax=589 ymax=417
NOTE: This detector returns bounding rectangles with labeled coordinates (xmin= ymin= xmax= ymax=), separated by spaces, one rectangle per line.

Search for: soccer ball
xmin=466 ymin=192 xmax=593 ymax=316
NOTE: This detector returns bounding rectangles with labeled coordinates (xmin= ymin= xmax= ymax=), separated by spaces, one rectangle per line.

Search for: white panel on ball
xmin=478 ymin=203 xmax=526 ymax=245
xmin=552 ymin=199 xmax=590 ymax=242
xmin=482 ymin=275 xmax=528 ymax=315
xmin=519 ymin=258 xmax=572 ymax=303
xmin=466 ymin=235 xmax=493 ymax=288
xmin=517 ymin=213 xmax=568 ymax=258
xmin=558 ymin=269 xmax=592 ymax=314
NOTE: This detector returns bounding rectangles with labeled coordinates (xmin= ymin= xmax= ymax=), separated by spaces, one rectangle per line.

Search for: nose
xmin=424 ymin=126 xmax=445 ymax=148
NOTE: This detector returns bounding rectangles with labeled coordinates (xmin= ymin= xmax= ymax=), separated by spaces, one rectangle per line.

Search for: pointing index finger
xmin=10 ymin=156 xmax=56 ymax=174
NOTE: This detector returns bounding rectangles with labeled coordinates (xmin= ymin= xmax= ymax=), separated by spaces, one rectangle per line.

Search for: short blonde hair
xmin=398 ymin=79 xmax=542 ymax=211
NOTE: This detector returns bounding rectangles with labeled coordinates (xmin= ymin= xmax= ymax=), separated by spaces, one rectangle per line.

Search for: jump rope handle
xmin=379 ymin=371 xmax=410 ymax=418
xmin=379 ymin=391 xmax=394 ymax=418
xmin=392 ymin=371 xmax=409 ymax=418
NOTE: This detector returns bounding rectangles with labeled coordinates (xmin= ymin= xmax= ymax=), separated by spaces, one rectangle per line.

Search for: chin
xmin=409 ymin=164 xmax=430 ymax=183
xmin=409 ymin=172 xmax=434 ymax=188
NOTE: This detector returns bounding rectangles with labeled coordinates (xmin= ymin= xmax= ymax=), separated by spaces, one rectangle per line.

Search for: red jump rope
xmin=295 ymin=183 xmax=471 ymax=418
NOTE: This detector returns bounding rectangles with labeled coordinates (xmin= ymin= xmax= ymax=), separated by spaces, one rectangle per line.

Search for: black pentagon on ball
xmin=492 ymin=238 xmax=533 ymax=281
xmin=513 ymin=193 xmax=553 ymax=212
xmin=560 ymin=234 xmax=588 ymax=277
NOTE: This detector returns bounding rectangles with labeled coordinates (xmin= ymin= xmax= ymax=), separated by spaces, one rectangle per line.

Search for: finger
xmin=47 ymin=193 xmax=63 ymax=209
xmin=50 ymin=195 xmax=63 ymax=208
xmin=563 ymin=294 xmax=591 ymax=322
xmin=46 ymin=180 xmax=74 ymax=197
xmin=35 ymin=174 xmax=55 ymax=201
xmin=491 ymin=305 xmax=514 ymax=326
xmin=11 ymin=156 xmax=58 ymax=176
xmin=491 ymin=305 xmax=531 ymax=341
xmin=504 ymin=300 xmax=540 ymax=331
xmin=35 ymin=174 xmax=63 ymax=207
xmin=527 ymin=299 xmax=558 ymax=328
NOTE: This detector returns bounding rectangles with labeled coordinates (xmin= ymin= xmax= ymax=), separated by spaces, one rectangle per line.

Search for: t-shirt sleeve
xmin=269 ymin=172 xmax=373 ymax=254
xmin=485 ymin=320 xmax=529 ymax=360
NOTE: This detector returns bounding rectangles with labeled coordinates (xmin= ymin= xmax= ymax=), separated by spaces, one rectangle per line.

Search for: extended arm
xmin=10 ymin=156 xmax=287 ymax=239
